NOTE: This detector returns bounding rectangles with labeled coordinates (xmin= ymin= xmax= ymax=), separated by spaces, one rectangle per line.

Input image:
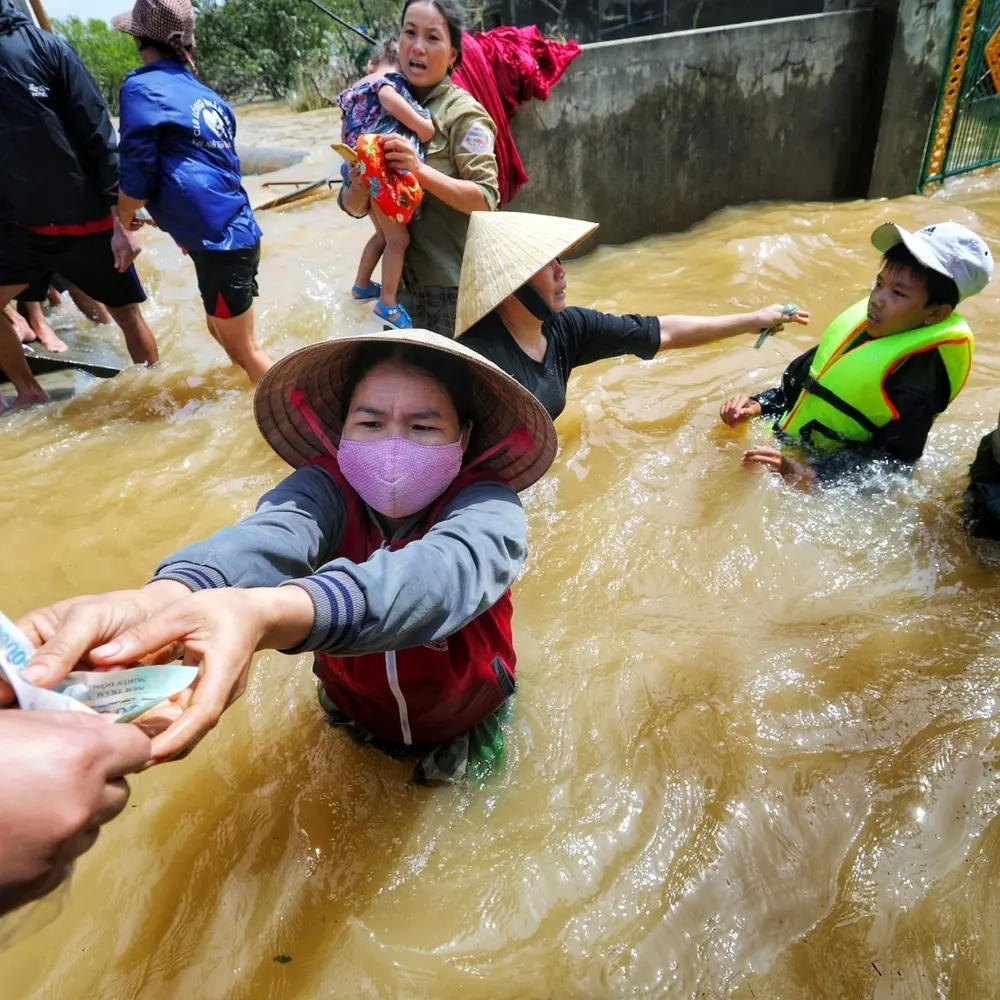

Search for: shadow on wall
xmin=508 ymin=1 xmax=954 ymax=248
xmin=509 ymin=11 xmax=876 ymax=248
xmin=484 ymin=0 xmax=834 ymax=44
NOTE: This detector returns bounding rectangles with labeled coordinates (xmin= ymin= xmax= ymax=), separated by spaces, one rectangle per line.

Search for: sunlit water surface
xmin=3 ymin=105 xmax=1000 ymax=998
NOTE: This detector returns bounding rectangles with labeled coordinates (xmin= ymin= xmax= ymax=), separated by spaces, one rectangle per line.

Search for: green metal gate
xmin=923 ymin=0 xmax=1000 ymax=187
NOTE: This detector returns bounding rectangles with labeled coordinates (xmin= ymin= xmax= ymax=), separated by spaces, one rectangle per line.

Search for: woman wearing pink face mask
xmin=14 ymin=331 xmax=556 ymax=785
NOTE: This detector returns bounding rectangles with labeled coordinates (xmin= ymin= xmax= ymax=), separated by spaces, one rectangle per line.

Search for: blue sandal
xmin=351 ymin=281 xmax=381 ymax=301
xmin=372 ymin=300 xmax=413 ymax=329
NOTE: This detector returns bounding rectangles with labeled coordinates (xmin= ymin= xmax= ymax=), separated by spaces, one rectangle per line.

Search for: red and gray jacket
xmin=308 ymin=456 xmax=517 ymax=746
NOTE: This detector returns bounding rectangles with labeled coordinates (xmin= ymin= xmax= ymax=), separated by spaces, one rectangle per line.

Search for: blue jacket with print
xmin=118 ymin=60 xmax=261 ymax=251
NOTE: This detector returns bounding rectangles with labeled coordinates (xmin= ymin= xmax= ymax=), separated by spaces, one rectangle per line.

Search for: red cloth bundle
xmin=453 ymin=26 xmax=581 ymax=206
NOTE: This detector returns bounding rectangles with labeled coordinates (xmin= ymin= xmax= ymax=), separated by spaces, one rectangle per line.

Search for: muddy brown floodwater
xmin=3 ymin=105 xmax=1000 ymax=999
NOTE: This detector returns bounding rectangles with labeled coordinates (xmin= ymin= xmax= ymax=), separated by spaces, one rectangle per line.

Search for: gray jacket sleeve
xmin=152 ymin=465 xmax=347 ymax=591
xmin=151 ymin=470 xmax=527 ymax=657
xmin=287 ymin=481 xmax=527 ymax=655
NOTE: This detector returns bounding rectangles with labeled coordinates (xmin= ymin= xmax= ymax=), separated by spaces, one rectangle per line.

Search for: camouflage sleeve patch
xmin=459 ymin=121 xmax=495 ymax=155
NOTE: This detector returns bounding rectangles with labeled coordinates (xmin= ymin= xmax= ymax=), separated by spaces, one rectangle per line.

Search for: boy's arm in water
xmin=282 ymin=481 xmax=526 ymax=655
xmin=378 ymin=85 xmax=435 ymax=143
xmin=720 ymin=346 xmax=817 ymax=427
xmin=743 ymin=349 xmax=948 ymax=483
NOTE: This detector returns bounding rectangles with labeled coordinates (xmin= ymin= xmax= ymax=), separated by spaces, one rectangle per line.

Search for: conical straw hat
xmin=455 ymin=212 xmax=599 ymax=336
xmin=254 ymin=329 xmax=558 ymax=494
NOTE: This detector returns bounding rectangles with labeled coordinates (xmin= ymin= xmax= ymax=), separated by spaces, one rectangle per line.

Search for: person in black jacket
xmin=0 ymin=0 xmax=158 ymax=408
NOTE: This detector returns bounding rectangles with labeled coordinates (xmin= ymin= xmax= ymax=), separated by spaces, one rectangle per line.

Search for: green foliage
xmin=193 ymin=0 xmax=336 ymax=100
xmin=53 ymin=16 xmax=141 ymax=115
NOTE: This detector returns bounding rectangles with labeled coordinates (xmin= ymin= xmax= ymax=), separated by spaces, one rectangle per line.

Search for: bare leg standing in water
xmin=53 ymin=281 xmax=114 ymax=325
xmin=4 ymin=304 xmax=35 ymax=344
xmin=0 ymin=285 xmax=49 ymax=409
xmin=206 ymin=308 xmax=271 ymax=383
xmin=107 ymin=303 xmax=158 ymax=366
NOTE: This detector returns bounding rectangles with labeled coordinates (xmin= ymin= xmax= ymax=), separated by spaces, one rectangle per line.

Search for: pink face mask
xmin=337 ymin=436 xmax=464 ymax=519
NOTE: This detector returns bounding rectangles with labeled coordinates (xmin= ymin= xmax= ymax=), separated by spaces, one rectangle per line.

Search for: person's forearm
xmin=751 ymin=386 xmax=786 ymax=417
xmin=414 ymin=164 xmax=489 ymax=213
xmin=255 ymin=585 xmax=316 ymax=652
xmin=116 ymin=193 xmax=146 ymax=230
xmin=142 ymin=578 xmax=194 ymax=605
xmin=657 ymin=310 xmax=766 ymax=350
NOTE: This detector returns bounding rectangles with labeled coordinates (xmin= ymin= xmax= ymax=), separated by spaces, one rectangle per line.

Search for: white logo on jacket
xmin=191 ymin=98 xmax=233 ymax=149
xmin=28 ymin=83 xmax=49 ymax=99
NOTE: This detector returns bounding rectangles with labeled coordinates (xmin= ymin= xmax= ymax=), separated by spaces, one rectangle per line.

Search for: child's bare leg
xmin=352 ymin=204 xmax=386 ymax=296
xmin=371 ymin=205 xmax=409 ymax=308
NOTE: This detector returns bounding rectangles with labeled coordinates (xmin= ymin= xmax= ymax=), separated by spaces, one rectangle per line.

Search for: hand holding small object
xmin=754 ymin=303 xmax=810 ymax=349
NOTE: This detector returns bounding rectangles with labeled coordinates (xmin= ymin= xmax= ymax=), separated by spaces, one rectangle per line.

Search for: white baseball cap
xmin=871 ymin=221 xmax=993 ymax=302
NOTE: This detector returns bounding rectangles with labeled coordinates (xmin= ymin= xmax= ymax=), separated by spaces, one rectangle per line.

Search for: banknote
xmin=0 ymin=611 xmax=197 ymax=720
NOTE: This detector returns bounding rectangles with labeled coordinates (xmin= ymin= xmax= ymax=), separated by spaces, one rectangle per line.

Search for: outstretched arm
xmin=658 ymin=304 xmax=809 ymax=351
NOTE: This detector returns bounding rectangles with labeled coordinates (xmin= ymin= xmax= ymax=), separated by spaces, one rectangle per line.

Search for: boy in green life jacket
xmin=720 ymin=221 xmax=993 ymax=484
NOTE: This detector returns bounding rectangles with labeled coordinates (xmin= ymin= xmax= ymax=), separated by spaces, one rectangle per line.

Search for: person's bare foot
xmin=8 ymin=385 xmax=50 ymax=409
xmin=20 ymin=302 xmax=67 ymax=353
xmin=4 ymin=305 xmax=35 ymax=344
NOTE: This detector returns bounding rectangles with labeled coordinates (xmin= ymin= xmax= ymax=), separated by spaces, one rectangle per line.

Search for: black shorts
xmin=0 ymin=223 xmax=146 ymax=307
xmin=188 ymin=242 xmax=261 ymax=319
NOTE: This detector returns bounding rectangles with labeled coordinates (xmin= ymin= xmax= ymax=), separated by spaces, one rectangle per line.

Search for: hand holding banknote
xmin=5 ymin=580 xmax=194 ymax=705
xmin=85 ymin=586 xmax=315 ymax=762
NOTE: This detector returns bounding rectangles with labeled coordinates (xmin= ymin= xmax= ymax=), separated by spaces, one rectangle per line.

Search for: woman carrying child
xmin=112 ymin=0 xmax=272 ymax=383
xmin=14 ymin=330 xmax=557 ymax=785
xmin=339 ymin=0 xmax=499 ymax=336
xmin=338 ymin=39 xmax=435 ymax=329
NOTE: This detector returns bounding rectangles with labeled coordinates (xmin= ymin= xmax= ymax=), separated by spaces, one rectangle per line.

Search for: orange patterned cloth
xmin=356 ymin=133 xmax=423 ymax=225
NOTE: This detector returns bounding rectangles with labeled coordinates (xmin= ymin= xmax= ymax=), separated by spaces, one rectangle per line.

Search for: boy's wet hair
xmin=882 ymin=243 xmax=959 ymax=309
xmin=341 ymin=342 xmax=475 ymax=425
xmin=369 ymin=37 xmax=400 ymax=68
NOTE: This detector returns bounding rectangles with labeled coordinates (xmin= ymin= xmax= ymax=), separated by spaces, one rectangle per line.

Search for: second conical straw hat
xmin=455 ymin=212 xmax=599 ymax=336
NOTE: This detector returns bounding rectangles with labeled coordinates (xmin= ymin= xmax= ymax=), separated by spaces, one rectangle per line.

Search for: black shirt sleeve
xmin=752 ymin=346 xmax=817 ymax=417
xmin=51 ymin=35 xmax=119 ymax=208
xmin=551 ymin=307 xmax=661 ymax=373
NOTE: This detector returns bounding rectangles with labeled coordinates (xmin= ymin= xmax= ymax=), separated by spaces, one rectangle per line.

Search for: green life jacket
xmin=777 ymin=298 xmax=974 ymax=451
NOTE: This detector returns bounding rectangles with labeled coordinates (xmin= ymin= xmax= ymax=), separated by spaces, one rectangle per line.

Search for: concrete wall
xmin=867 ymin=0 xmax=956 ymax=197
xmin=509 ymin=11 xmax=877 ymax=247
